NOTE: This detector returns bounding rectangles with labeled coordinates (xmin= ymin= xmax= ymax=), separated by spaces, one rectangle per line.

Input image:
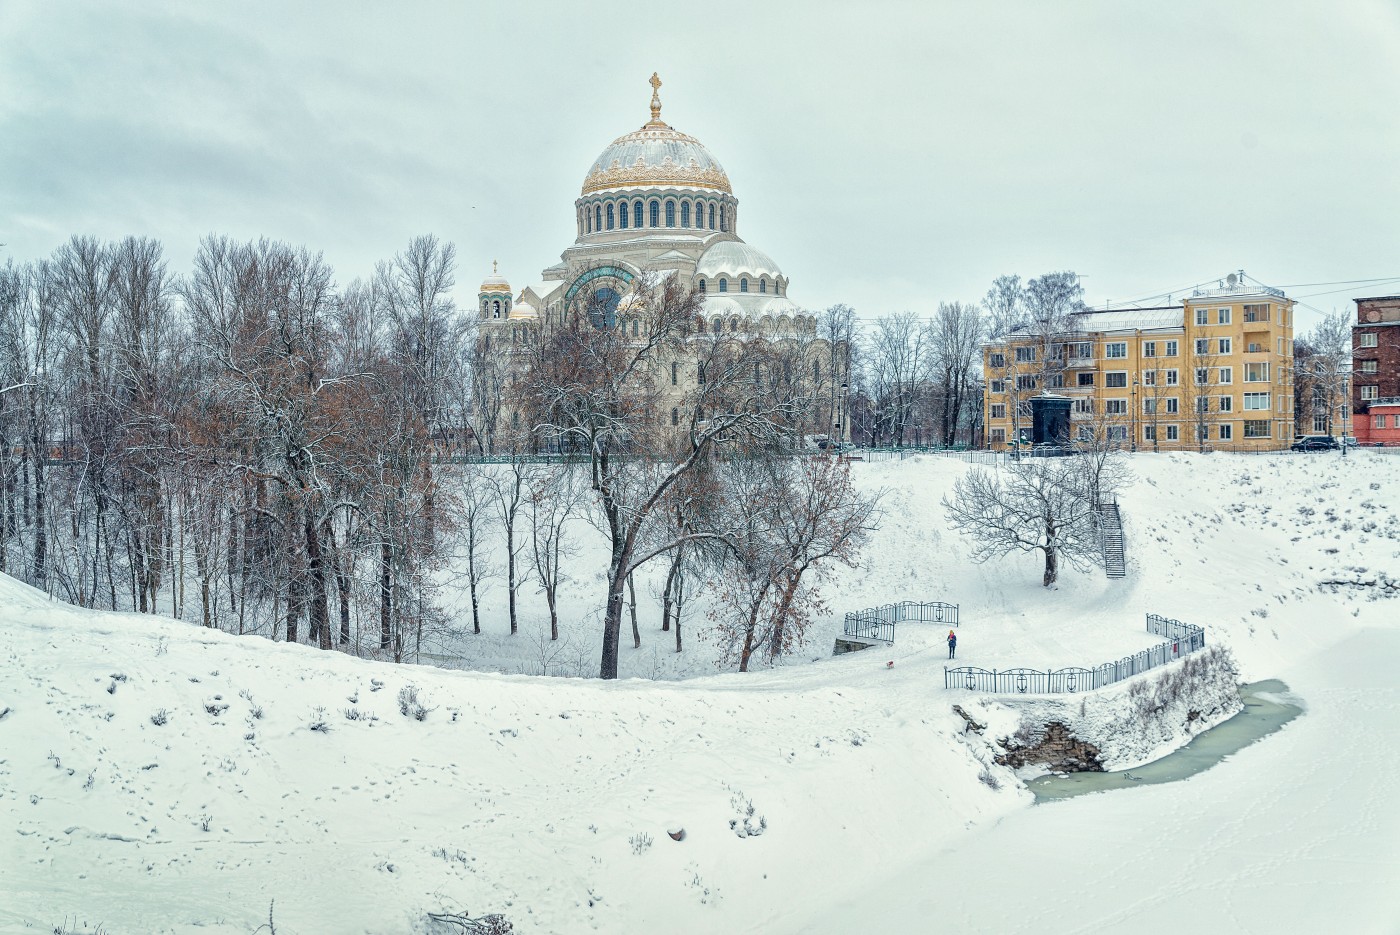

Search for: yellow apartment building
xmin=983 ymin=278 xmax=1295 ymax=451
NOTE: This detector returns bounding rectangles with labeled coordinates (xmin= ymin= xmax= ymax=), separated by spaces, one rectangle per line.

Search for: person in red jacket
xmin=947 ymin=630 xmax=957 ymax=660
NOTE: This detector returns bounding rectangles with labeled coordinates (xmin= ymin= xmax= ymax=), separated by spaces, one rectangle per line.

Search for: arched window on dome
xmin=759 ymin=278 xmax=767 ymax=294
xmin=698 ymin=279 xmax=706 ymax=293
xmin=619 ymin=200 xmax=629 ymax=229
xmin=606 ymin=204 xmax=614 ymax=230
xmin=649 ymin=200 xmax=660 ymax=228
xmin=708 ymin=203 xmax=715 ymax=230
xmin=740 ymin=278 xmax=748 ymax=293
xmin=595 ymin=205 xmax=602 ymax=232
xmin=634 ymin=200 xmax=643 ymax=227
xmin=680 ymin=202 xmax=690 ymax=228
xmin=493 ymin=300 xmax=501 ymax=319
xmin=711 ymin=318 xmax=721 ymax=335
xmin=730 ymin=317 xmax=739 ymax=333
xmin=585 ymin=210 xmax=592 ymax=234
xmin=632 ymin=319 xmax=639 ymax=337
xmin=718 ymin=278 xmax=728 ymax=293
xmin=481 ymin=299 xmax=488 ymax=316
xmin=665 ymin=200 xmax=675 ymax=227
xmin=720 ymin=204 xmax=727 ymax=232
xmin=693 ymin=200 xmax=703 ymax=228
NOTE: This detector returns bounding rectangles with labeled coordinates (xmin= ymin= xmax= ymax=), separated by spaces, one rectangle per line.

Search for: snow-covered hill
xmin=2 ymin=451 xmax=1396 ymax=934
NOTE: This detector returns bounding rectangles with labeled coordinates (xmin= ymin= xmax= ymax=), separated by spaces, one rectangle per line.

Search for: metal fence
xmin=859 ymin=447 xmax=1005 ymax=466
xmin=844 ymin=600 xmax=959 ymax=643
xmin=944 ymin=613 xmax=1205 ymax=693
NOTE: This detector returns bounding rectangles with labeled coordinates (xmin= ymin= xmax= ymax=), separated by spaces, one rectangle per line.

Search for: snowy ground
xmin=1 ymin=450 xmax=1397 ymax=933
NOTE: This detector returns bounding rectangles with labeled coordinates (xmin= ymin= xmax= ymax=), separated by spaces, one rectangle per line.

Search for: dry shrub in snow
xmin=398 ymin=684 xmax=431 ymax=721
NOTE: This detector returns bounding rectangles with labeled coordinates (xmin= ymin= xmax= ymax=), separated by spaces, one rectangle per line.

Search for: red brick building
xmin=1353 ymin=295 xmax=1400 ymax=446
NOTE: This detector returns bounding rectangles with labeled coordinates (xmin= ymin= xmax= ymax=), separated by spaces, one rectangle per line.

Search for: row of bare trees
xmin=1 ymin=235 xmax=879 ymax=678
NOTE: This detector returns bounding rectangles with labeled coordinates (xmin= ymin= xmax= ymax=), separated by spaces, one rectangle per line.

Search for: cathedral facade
xmin=477 ymin=75 xmax=845 ymax=446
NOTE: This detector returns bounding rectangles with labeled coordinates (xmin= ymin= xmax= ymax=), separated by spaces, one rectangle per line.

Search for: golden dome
xmin=479 ymin=260 xmax=511 ymax=295
xmin=580 ymin=74 xmax=732 ymax=196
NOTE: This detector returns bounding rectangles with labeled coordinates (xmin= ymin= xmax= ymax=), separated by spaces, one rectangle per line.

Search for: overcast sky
xmin=4 ymin=1 xmax=1399 ymax=329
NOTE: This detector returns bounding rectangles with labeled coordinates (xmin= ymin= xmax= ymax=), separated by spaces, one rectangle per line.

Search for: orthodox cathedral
xmin=478 ymin=75 xmax=841 ymax=440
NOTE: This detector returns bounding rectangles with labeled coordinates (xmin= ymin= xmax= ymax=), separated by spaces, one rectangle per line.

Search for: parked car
xmin=1291 ymin=435 xmax=1340 ymax=452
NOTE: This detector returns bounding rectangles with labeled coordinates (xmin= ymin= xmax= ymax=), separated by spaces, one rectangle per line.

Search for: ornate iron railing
xmin=844 ymin=600 xmax=959 ymax=643
xmin=944 ymin=613 xmax=1205 ymax=693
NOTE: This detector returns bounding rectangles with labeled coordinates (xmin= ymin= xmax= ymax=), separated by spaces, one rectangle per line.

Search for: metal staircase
xmin=1097 ymin=500 xmax=1126 ymax=579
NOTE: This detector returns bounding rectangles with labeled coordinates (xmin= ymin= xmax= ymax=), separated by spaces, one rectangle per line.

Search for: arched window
xmin=698 ymin=316 xmax=707 ymax=333
xmin=606 ymin=204 xmax=615 ymax=230
xmin=665 ymin=200 xmax=676 ymax=227
xmin=619 ymin=201 xmax=629 ymax=229
xmin=740 ymin=278 xmax=748 ymax=293
xmin=718 ymin=278 xmax=728 ymax=293
xmin=632 ymin=319 xmax=639 ymax=336
xmin=720 ymin=205 xmax=727 ymax=231
xmin=694 ymin=200 xmax=703 ymax=227
xmin=698 ymin=279 xmax=706 ymax=293
xmin=649 ymin=200 xmax=660 ymax=227
xmin=595 ymin=205 xmax=602 ymax=231
xmin=730 ymin=317 xmax=739 ymax=332
xmin=712 ymin=317 xmax=721 ymax=334
xmin=708 ymin=204 xmax=715 ymax=230
xmin=511 ymin=411 xmax=519 ymax=429
xmin=481 ymin=299 xmax=488 ymax=316
xmin=671 ymin=362 xmax=678 ymax=385
xmin=671 ymin=407 xmax=679 ymax=426
xmin=585 ymin=210 xmax=592 ymax=234
xmin=681 ymin=201 xmax=690 ymax=227
xmin=493 ymin=300 xmax=501 ymax=318
xmin=760 ymin=278 xmax=767 ymax=294
xmin=634 ymin=200 xmax=643 ymax=226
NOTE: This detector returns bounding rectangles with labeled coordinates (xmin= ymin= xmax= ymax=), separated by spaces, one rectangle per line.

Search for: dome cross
xmin=647 ymin=72 xmax=666 ymax=127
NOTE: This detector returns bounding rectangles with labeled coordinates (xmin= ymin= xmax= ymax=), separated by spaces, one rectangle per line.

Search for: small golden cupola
xmin=478 ymin=260 xmax=513 ymax=320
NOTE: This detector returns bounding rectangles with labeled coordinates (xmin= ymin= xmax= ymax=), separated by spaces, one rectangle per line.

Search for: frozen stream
xmin=787 ymin=627 xmax=1400 ymax=935
xmin=1027 ymin=679 xmax=1304 ymax=802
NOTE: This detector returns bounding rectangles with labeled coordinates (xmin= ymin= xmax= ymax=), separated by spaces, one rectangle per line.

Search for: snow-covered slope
xmin=2 ymin=451 xmax=1396 ymax=933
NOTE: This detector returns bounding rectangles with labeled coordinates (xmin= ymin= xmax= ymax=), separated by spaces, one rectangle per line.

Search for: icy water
xmin=1026 ymin=679 xmax=1303 ymax=803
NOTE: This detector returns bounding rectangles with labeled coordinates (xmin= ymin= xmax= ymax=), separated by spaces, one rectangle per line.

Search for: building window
xmin=671 ymin=407 xmax=679 ymax=426
xmin=606 ymin=204 xmax=615 ymax=230
xmin=1195 ymin=396 xmax=1210 ymax=413
xmin=595 ymin=206 xmax=602 ymax=231
xmin=1218 ymin=308 xmax=1232 ymax=325
xmin=698 ymin=364 xmax=706 ymax=384
xmin=1048 ymin=374 xmax=1065 ymax=388
xmin=1216 ymin=337 xmax=1231 ymax=355
xmin=681 ymin=202 xmax=690 ymax=227
xmin=1195 ymin=338 xmax=1210 ymax=355
xmin=1105 ymin=399 xmax=1128 ymax=415
xmin=1165 ymin=341 xmax=1179 ymax=357
xmin=1219 ymin=367 xmax=1232 ymax=384
xmin=493 ymin=300 xmax=501 ymax=319
xmin=1017 ymin=375 xmax=1038 ymax=391
xmin=697 ymin=317 xmax=707 ymax=333
xmin=1165 ymin=369 xmax=1179 ymax=386
xmin=620 ymin=201 xmax=629 ymax=228
xmin=698 ymin=279 xmax=706 ymax=293
xmin=1077 ymin=372 xmax=1095 ymax=387
xmin=586 ymin=210 xmax=592 ymax=233
xmin=1142 ymin=341 xmax=1157 ymax=358
xmin=1143 ymin=399 xmax=1157 ymax=415
xmin=719 ymin=204 xmax=727 ymax=231
xmin=1219 ymin=396 xmax=1233 ymax=412
xmin=712 ymin=317 xmax=722 ymax=335
xmin=740 ymin=278 xmax=748 ymax=293
xmin=634 ymin=200 xmax=644 ymax=227
xmin=632 ymin=319 xmax=639 ymax=336
xmin=719 ymin=278 xmax=728 ymax=293
xmin=1165 ymin=397 xmax=1179 ymax=414
xmin=1361 ymin=385 xmax=1379 ymax=400
xmin=665 ymin=200 xmax=676 ymax=227
xmin=671 ymin=362 xmax=678 ymax=385
xmin=1143 ymin=425 xmax=1156 ymax=442
xmin=1015 ymin=346 xmax=1036 ymax=362
xmin=1219 ymin=424 xmax=1233 ymax=440
xmin=990 ymin=353 xmax=1006 ymax=368
xmin=990 ymin=380 xmax=1005 ymax=394
xmin=708 ymin=204 xmax=715 ymax=230
xmin=1243 ymin=392 xmax=1270 ymax=410
xmin=991 ymin=404 xmax=1006 ymax=418
xmin=1105 ymin=342 xmax=1127 ymax=358
xmin=760 ymin=278 xmax=767 ymax=294
xmin=649 ymin=200 xmax=660 ymax=227
xmin=1142 ymin=370 xmax=1157 ymax=387
xmin=1313 ymin=413 xmax=1328 ymax=432
xmin=1245 ymin=362 xmax=1270 ymax=382
xmin=1359 ymin=333 xmax=1379 ymax=348
xmin=991 ymin=428 xmax=1006 ymax=443
xmin=1243 ymin=420 xmax=1271 ymax=438
xmin=1195 ymin=368 xmax=1209 ymax=385
xmin=1106 ymin=372 xmax=1128 ymax=388
xmin=1166 ymin=424 xmax=1180 ymax=441
xmin=1361 ymin=360 xmax=1379 ymax=373
xmin=1195 ymin=308 xmax=1209 ymax=325
xmin=1244 ymin=304 xmax=1270 ymax=323
xmin=1074 ymin=398 xmax=1094 ymax=414
xmin=731 ymin=317 xmax=739 ymax=333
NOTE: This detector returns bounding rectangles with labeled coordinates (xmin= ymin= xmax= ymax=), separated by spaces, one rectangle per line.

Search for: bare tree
xmin=528 ymin=465 xmax=582 ymax=641
xmin=866 ymin=312 xmax=928 ymax=446
xmin=1296 ymin=310 xmax=1351 ymax=436
xmin=928 ymin=301 xmax=985 ymax=447
xmin=942 ymin=457 xmax=1100 ymax=587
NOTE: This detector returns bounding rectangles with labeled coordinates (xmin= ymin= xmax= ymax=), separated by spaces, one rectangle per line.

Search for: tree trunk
xmin=506 ymin=521 xmax=518 ymax=636
xmin=660 ymin=547 xmax=682 ymax=632
xmin=599 ymin=545 xmax=629 ymax=679
xmin=326 ymin=520 xmax=350 ymax=646
xmin=628 ymin=572 xmax=640 ymax=649
xmin=379 ymin=540 xmax=392 ymax=650
xmin=305 ymin=508 xmax=331 ymax=650
xmin=739 ymin=606 xmax=760 ymax=672
xmin=1042 ymin=545 xmax=1059 ymax=587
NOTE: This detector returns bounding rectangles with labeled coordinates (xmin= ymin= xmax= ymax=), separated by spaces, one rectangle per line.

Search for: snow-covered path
xmin=796 ymin=625 xmax=1400 ymax=935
